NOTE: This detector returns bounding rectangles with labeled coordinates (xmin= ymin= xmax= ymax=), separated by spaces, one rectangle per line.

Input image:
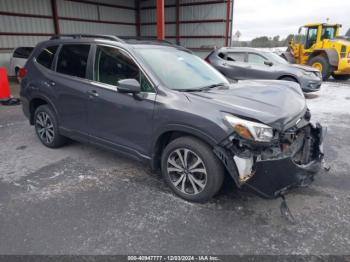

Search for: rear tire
xmin=332 ymin=74 xmax=350 ymax=81
xmin=307 ymin=56 xmax=332 ymax=81
xmin=161 ymin=136 xmax=224 ymax=203
xmin=34 ymin=105 xmax=67 ymax=148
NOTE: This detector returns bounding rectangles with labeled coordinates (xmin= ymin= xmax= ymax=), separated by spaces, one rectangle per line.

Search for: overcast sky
xmin=233 ymin=0 xmax=350 ymax=41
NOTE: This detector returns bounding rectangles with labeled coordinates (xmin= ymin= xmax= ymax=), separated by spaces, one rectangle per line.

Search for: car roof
xmin=217 ymin=47 xmax=264 ymax=53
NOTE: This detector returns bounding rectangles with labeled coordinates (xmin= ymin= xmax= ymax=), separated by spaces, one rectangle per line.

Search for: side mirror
xmin=264 ymin=61 xmax=273 ymax=66
xmin=117 ymin=79 xmax=141 ymax=94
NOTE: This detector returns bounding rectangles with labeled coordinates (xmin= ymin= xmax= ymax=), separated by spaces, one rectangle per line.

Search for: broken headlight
xmin=224 ymin=114 xmax=273 ymax=142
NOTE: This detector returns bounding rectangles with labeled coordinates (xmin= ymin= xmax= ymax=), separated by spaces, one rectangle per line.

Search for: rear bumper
xmin=215 ymin=122 xmax=325 ymax=199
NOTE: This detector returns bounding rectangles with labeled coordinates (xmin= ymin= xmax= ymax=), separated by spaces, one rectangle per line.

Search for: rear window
xmin=56 ymin=45 xmax=90 ymax=78
xmin=13 ymin=47 xmax=34 ymax=59
xmin=36 ymin=46 xmax=58 ymax=69
xmin=227 ymin=52 xmax=245 ymax=62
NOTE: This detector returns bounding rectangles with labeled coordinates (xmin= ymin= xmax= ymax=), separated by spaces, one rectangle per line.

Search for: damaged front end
xmin=214 ymin=114 xmax=325 ymax=198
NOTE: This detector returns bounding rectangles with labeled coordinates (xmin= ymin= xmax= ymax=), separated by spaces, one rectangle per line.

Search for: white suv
xmin=9 ymin=47 xmax=34 ymax=81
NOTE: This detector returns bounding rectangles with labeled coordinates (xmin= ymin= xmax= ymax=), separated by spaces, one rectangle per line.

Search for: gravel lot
xmin=0 ymin=80 xmax=350 ymax=255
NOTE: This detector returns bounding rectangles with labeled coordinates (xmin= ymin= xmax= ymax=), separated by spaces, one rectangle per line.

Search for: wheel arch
xmin=277 ymin=75 xmax=299 ymax=83
xmin=151 ymin=126 xmax=218 ymax=170
xmin=308 ymin=48 xmax=339 ymax=67
xmin=29 ymin=95 xmax=58 ymax=125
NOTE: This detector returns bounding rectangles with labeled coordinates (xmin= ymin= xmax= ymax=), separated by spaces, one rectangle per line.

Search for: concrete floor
xmin=0 ymin=80 xmax=350 ymax=255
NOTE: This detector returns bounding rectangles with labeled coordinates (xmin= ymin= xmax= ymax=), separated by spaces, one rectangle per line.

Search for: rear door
xmin=220 ymin=51 xmax=248 ymax=80
xmin=50 ymin=44 xmax=92 ymax=138
xmin=87 ymin=45 xmax=156 ymax=157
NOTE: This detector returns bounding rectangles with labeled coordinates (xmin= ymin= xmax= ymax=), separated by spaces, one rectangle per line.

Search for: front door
xmin=87 ymin=45 xmax=156 ymax=157
xmin=300 ymin=26 xmax=319 ymax=64
xmin=246 ymin=53 xmax=273 ymax=79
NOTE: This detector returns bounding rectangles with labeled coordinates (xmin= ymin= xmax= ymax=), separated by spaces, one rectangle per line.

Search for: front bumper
xmin=300 ymin=77 xmax=322 ymax=93
xmin=214 ymin=122 xmax=325 ymax=199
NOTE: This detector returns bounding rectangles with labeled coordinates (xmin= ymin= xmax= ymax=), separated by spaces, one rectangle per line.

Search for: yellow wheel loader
xmin=282 ymin=23 xmax=350 ymax=80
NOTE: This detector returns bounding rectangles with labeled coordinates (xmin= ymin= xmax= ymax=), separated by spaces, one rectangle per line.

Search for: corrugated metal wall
xmin=0 ymin=0 xmax=137 ymax=73
xmin=139 ymin=0 xmax=232 ymax=57
xmin=0 ymin=0 xmax=53 ymax=48
xmin=0 ymin=0 xmax=232 ymax=70
xmin=57 ymin=0 xmax=136 ymax=35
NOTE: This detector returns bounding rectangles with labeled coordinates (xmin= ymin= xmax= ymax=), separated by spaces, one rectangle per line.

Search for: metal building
xmin=0 ymin=0 xmax=233 ymax=73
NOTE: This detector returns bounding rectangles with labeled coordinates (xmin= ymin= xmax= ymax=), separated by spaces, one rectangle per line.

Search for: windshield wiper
xmin=176 ymin=83 xmax=227 ymax=92
xmin=198 ymin=83 xmax=227 ymax=91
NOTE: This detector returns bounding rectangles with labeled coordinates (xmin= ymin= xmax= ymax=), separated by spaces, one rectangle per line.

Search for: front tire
xmin=34 ymin=105 xmax=67 ymax=148
xmin=161 ymin=136 xmax=224 ymax=202
xmin=308 ymin=56 xmax=332 ymax=81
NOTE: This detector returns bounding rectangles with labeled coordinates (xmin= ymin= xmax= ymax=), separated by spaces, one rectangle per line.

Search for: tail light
xmin=18 ymin=67 xmax=27 ymax=80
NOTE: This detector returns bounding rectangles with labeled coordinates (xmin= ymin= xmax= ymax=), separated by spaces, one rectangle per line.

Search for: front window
xmin=136 ymin=48 xmax=228 ymax=91
xmin=247 ymin=53 xmax=266 ymax=65
xmin=94 ymin=45 xmax=154 ymax=92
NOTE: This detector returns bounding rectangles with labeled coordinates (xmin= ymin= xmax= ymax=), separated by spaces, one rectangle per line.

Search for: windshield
xmin=136 ymin=48 xmax=228 ymax=90
xmin=263 ymin=52 xmax=289 ymax=65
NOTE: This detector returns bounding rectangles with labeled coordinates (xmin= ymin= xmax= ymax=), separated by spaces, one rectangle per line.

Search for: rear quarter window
xmin=36 ymin=46 xmax=58 ymax=69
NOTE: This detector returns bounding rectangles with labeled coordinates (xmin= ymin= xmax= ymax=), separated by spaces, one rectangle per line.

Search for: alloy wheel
xmin=35 ymin=112 xmax=55 ymax=144
xmin=167 ymin=148 xmax=207 ymax=195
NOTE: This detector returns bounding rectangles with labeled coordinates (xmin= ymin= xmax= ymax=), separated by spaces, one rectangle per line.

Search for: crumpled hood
xmin=186 ymin=80 xmax=307 ymax=131
xmin=289 ymin=63 xmax=319 ymax=72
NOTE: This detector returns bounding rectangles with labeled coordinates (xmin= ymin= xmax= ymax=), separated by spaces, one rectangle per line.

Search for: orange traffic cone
xmin=0 ymin=67 xmax=11 ymax=101
xmin=0 ymin=67 xmax=20 ymax=105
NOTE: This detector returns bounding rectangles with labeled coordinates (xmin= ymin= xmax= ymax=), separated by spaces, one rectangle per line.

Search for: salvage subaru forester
xmin=20 ymin=34 xmax=325 ymax=202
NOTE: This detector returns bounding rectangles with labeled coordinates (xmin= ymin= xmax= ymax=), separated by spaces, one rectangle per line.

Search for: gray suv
xmin=20 ymin=35 xmax=325 ymax=202
xmin=206 ymin=47 xmax=322 ymax=93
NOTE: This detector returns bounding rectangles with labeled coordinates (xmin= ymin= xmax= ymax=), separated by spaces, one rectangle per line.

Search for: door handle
xmin=87 ymin=90 xmax=99 ymax=98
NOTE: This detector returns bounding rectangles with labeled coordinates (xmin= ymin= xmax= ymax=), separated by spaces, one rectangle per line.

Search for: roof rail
xmin=118 ymin=36 xmax=192 ymax=53
xmin=50 ymin=34 xmax=125 ymax=42
xmin=119 ymin=36 xmax=173 ymax=45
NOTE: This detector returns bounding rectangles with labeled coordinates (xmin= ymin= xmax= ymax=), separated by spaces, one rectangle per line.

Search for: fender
xmin=309 ymin=48 xmax=339 ymax=66
xmin=150 ymin=124 xmax=220 ymax=170
xmin=29 ymin=93 xmax=59 ymax=125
